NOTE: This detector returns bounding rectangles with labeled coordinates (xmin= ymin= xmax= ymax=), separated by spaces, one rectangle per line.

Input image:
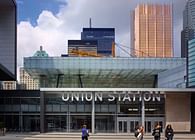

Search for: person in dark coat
xmin=165 ymin=124 xmax=174 ymax=140
xmin=152 ymin=123 xmax=161 ymax=140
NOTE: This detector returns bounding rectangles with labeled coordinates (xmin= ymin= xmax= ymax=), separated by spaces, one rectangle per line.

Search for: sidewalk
xmin=0 ymin=133 xmax=195 ymax=140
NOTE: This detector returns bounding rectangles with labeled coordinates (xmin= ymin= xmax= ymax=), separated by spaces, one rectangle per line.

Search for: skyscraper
xmin=133 ymin=4 xmax=173 ymax=57
xmin=181 ymin=28 xmax=194 ymax=57
xmin=0 ymin=0 xmax=17 ymax=80
xmin=182 ymin=0 xmax=195 ymax=88
xmin=187 ymin=39 xmax=195 ymax=87
xmin=181 ymin=0 xmax=195 ymax=57
xmin=183 ymin=0 xmax=195 ymax=29
xmin=81 ymin=28 xmax=115 ymax=56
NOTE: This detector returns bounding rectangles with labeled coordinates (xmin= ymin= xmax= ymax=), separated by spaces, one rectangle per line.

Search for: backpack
xmin=134 ymin=130 xmax=139 ymax=137
xmin=152 ymin=129 xmax=160 ymax=137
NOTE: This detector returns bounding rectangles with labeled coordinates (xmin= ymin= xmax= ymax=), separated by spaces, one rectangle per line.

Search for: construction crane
xmin=112 ymin=42 xmax=151 ymax=57
xmin=69 ymin=49 xmax=103 ymax=57
xmin=69 ymin=42 xmax=150 ymax=58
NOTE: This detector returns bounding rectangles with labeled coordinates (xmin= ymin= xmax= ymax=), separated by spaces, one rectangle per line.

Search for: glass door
xmin=130 ymin=121 xmax=139 ymax=133
xmin=144 ymin=121 xmax=151 ymax=133
xmin=118 ymin=121 xmax=127 ymax=133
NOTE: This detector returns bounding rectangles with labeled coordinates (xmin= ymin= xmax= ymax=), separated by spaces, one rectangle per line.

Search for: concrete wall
xmin=165 ymin=93 xmax=191 ymax=132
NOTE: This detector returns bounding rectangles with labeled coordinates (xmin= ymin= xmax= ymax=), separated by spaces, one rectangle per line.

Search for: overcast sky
xmin=17 ymin=0 xmax=188 ymax=71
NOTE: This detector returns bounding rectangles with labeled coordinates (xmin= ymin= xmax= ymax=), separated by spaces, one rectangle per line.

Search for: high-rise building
xmin=187 ymin=39 xmax=195 ymax=87
xmin=0 ymin=0 xmax=17 ymax=80
xmin=183 ymin=0 xmax=195 ymax=29
xmin=181 ymin=0 xmax=195 ymax=57
xmin=181 ymin=28 xmax=195 ymax=57
xmin=81 ymin=28 xmax=115 ymax=56
xmin=20 ymin=68 xmax=39 ymax=90
xmin=68 ymin=40 xmax=98 ymax=57
xmin=133 ymin=4 xmax=173 ymax=57
xmin=182 ymin=0 xmax=195 ymax=88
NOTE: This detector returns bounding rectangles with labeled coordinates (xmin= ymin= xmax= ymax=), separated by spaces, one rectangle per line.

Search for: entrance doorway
xmin=30 ymin=118 xmax=40 ymax=131
xmin=117 ymin=117 xmax=164 ymax=133
xmin=117 ymin=117 xmax=140 ymax=133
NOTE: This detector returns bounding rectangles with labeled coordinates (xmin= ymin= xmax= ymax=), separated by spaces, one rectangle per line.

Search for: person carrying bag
xmin=134 ymin=125 xmax=144 ymax=140
xmin=152 ymin=123 xmax=161 ymax=140
xmin=165 ymin=124 xmax=174 ymax=140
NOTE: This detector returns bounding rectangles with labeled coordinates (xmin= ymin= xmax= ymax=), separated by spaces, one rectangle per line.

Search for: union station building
xmin=1 ymin=57 xmax=195 ymax=133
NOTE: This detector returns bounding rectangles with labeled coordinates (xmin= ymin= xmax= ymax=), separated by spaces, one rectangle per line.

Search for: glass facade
xmin=0 ymin=0 xmax=17 ymax=80
xmin=134 ymin=4 xmax=173 ymax=58
xmin=24 ymin=57 xmax=186 ymax=88
xmin=42 ymin=90 xmax=165 ymax=133
xmin=181 ymin=28 xmax=195 ymax=58
xmin=183 ymin=0 xmax=195 ymax=29
xmin=188 ymin=39 xmax=195 ymax=87
xmin=1 ymin=89 xmax=194 ymax=133
xmin=81 ymin=28 xmax=115 ymax=56
xmin=0 ymin=90 xmax=40 ymax=132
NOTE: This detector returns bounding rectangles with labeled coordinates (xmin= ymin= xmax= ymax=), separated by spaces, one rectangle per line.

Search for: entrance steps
xmin=23 ymin=132 xmax=195 ymax=140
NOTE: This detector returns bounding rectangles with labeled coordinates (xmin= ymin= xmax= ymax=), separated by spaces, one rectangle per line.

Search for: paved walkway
xmin=1 ymin=133 xmax=195 ymax=140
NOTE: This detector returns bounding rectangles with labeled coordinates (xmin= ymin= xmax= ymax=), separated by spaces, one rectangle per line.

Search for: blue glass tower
xmin=188 ymin=39 xmax=195 ymax=87
xmin=81 ymin=28 xmax=115 ymax=56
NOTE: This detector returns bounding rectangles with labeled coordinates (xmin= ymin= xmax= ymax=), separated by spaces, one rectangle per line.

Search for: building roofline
xmin=40 ymin=88 xmax=195 ymax=92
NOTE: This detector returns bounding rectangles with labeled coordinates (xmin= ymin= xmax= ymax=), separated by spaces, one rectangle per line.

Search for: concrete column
xmin=66 ymin=112 xmax=69 ymax=132
xmin=141 ymin=92 xmax=145 ymax=127
xmin=92 ymin=92 xmax=95 ymax=134
xmin=40 ymin=91 xmax=45 ymax=133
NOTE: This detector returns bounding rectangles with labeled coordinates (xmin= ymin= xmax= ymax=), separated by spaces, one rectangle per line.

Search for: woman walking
xmin=152 ymin=123 xmax=161 ymax=140
xmin=165 ymin=124 xmax=174 ymax=140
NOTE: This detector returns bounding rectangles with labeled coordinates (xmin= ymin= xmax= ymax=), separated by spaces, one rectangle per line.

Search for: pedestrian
xmin=152 ymin=123 xmax=161 ymax=140
xmin=134 ymin=125 xmax=144 ymax=140
xmin=165 ymin=124 xmax=174 ymax=140
xmin=81 ymin=125 xmax=89 ymax=140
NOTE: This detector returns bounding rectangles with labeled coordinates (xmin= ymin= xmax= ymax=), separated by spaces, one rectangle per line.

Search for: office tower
xmin=81 ymin=28 xmax=115 ymax=56
xmin=68 ymin=40 xmax=98 ymax=57
xmin=187 ymin=39 xmax=195 ymax=87
xmin=183 ymin=0 xmax=195 ymax=29
xmin=133 ymin=4 xmax=173 ymax=57
xmin=20 ymin=68 xmax=39 ymax=90
xmin=181 ymin=0 xmax=195 ymax=57
xmin=0 ymin=0 xmax=17 ymax=80
xmin=181 ymin=28 xmax=195 ymax=57
xmin=182 ymin=0 xmax=195 ymax=88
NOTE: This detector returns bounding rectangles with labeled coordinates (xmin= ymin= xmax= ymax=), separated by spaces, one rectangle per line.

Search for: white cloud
xmin=17 ymin=0 xmax=188 ymax=76
xmin=17 ymin=10 xmax=80 ymax=68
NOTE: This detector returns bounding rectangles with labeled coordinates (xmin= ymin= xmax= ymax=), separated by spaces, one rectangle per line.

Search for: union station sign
xmin=61 ymin=91 xmax=163 ymax=102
